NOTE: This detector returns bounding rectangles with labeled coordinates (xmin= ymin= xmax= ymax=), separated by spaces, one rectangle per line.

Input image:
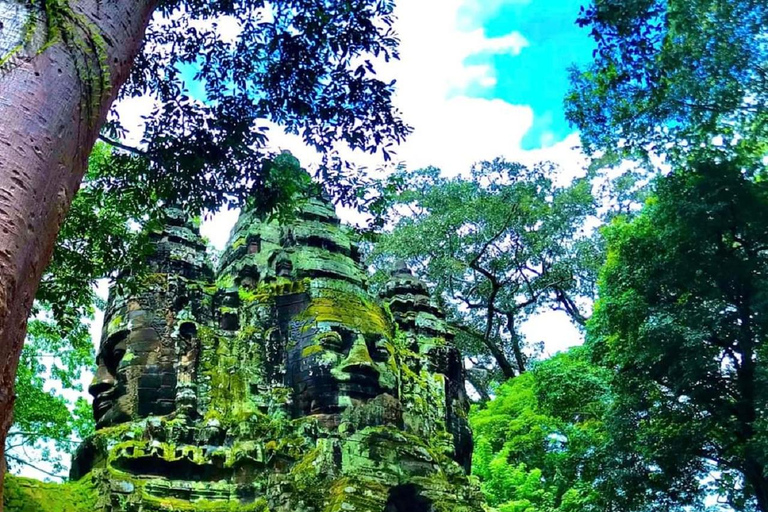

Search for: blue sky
xmin=458 ymin=0 xmax=595 ymax=150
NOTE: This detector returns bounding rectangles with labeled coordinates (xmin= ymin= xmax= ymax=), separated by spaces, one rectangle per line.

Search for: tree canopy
xmin=588 ymin=161 xmax=768 ymax=511
xmin=7 ymin=317 xmax=94 ymax=479
xmin=471 ymin=348 xmax=612 ymax=512
xmin=105 ymin=0 xmax=410 ymax=212
xmin=567 ymin=0 xmax=768 ymax=170
xmin=366 ymin=159 xmax=600 ymax=396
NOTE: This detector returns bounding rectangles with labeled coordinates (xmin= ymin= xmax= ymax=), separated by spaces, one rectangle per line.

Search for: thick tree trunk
xmin=482 ymin=336 xmax=517 ymax=380
xmin=735 ymin=301 xmax=764 ymax=511
xmin=744 ymin=458 xmax=768 ymax=512
xmin=0 ymin=0 xmax=157 ymax=505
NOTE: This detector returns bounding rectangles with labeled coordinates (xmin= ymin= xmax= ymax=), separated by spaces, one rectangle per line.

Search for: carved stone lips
xmin=340 ymin=366 xmax=382 ymax=389
xmin=93 ymin=390 xmax=117 ymax=418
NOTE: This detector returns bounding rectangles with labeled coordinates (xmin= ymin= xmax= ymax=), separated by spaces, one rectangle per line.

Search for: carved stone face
xmin=288 ymin=326 xmax=397 ymax=416
xmin=89 ymin=331 xmax=130 ymax=428
xmin=89 ymin=319 xmax=177 ymax=428
xmin=283 ymin=292 xmax=398 ymax=418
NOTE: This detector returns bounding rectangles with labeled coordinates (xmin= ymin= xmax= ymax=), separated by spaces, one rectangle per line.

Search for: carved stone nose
xmin=88 ymin=365 xmax=117 ymax=398
xmin=339 ymin=335 xmax=376 ymax=374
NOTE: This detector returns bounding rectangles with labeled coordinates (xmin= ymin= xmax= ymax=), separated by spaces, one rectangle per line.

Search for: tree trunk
xmin=480 ymin=287 xmax=517 ymax=380
xmin=506 ymin=313 xmax=526 ymax=374
xmin=465 ymin=369 xmax=492 ymax=403
xmin=0 ymin=0 xmax=157 ymax=505
xmin=481 ymin=336 xmax=517 ymax=380
xmin=734 ymin=300 xmax=764 ymax=511
xmin=744 ymin=457 xmax=768 ymax=512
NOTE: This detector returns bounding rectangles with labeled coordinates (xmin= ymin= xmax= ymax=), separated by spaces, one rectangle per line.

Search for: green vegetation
xmin=8 ymin=317 xmax=93 ymax=478
xmin=2 ymin=474 xmax=97 ymax=512
xmin=588 ymin=162 xmax=768 ymax=511
xmin=470 ymin=348 xmax=610 ymax=512
xmin=99 ymin=0 xmax=409 ymax=214
xmin=567 ymin=0 xmax=768 ymax=172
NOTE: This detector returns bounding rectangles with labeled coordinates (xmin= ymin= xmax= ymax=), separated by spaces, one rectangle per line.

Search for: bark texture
xmin=0 ymin=0 xmax=157 ymax=505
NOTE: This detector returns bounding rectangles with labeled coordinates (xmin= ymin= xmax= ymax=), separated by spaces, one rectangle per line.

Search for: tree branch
xmin=5 ymin=454 xmax=66 ymax=479
xmin=98 ymin=134 xmax=147 ymax=156
xmin=554 ymin=287 xmax=589 ymax=326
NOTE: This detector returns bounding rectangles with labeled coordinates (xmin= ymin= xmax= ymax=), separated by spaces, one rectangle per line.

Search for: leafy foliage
xmin=470 ymin=348 xmax=611 ymax=512
xmin=104 ymin=0 xmax=410 ymax=212
xmin=7 ymin=317 xmax=94 ymax=478
xmin=367 ymin=159 xmax=600 ymax=394
xmin=587 ymin=161 xmax=768 ymax=511
xmin=35 ymin=142 xmax=159 ymax=333
xmin=566 ymin=0 xmax=768 ymax=170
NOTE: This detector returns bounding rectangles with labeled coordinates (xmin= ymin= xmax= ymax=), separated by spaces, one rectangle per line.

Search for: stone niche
xmin=4 ymin=187 xmax=486 ymax=512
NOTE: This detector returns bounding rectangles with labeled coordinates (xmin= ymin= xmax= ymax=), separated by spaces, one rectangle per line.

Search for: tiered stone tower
xmin=4 ymin=185 xmax=485 ymax=512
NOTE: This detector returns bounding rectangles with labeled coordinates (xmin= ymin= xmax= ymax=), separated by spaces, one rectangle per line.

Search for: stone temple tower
xmin=4 ymin=187 xmax=486 ymax=512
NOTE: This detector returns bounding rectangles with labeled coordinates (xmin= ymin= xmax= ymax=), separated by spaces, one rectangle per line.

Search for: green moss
xmin=107 ymin=314 xmax=123 ymax=333
xmin=297 ymin=291 xmax=392 ymax=337
xmin=301 ymin=344 xmax=323 ymax=357
xmin=3 ymin=474 xmax=98 ymax=512
xmin=238 ymin=287 xmax=258 ymax=302
xmin=142 ymin=495 xmax=269 ymax=512
xmin=251 ymin=279 xmax=309 ymax=303
xmin=141 ymin=273 xmax=169 ymax=287
xmin=216 ymin=274 xmax=235 ymax=290
xmin=0 ymin=5 xmax=37 ymax=68
xmin=38 ymin=0 xmax=111 ymax=119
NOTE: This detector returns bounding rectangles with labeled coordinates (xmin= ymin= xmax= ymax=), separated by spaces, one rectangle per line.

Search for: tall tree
xmin=566 ymin=0 xmax=768 ymax=170
xmin=470 ymin=347 xmax=612 ymax=512
xmin=367 ymin=160 xmax=599 ymax=395
xmin=588 ymin=161 xmax=768 ymax=511
xmin=0 ymin=0 xmax=408 ymax=501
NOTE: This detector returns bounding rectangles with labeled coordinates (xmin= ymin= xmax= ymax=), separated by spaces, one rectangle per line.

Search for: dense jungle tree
xmin=367 ymin=159 xmax=600 ymax=396
xmin=0 ymin=0 xmax=407 ymax=499
xmin=587 ymin=161 xmax=768 ymax=511
xmin=566 ymin=0 xmax=768 ymax=171
xmin=471 ymin=347 xmax=612 ymax=512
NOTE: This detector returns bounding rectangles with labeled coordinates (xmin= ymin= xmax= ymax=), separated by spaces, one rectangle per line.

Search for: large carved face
xmin=89 ymin=309 xmax=177 ymax=428
xmin=89 ymin=330 xmax=131 ymax=427
xmin=283 ymin=291 xmax=398 ymax=418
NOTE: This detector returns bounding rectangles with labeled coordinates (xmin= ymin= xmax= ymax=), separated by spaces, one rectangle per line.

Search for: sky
xmin=212 ymin=0 xmax=595 ymax=180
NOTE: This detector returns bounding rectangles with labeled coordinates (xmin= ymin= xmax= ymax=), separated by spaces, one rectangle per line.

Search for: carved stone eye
xmin=316 ymin=331 xmax=343 ymax=351
xmin=109 ymin=339 xmax=128 ymax=368
xmin=370 ymin=342 xmax=391 ymax=362
xmin=103 ymin=333 xmax=128 ymax=371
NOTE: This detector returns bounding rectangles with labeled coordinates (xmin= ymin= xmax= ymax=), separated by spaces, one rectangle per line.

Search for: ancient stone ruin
xmin=4 ymin=189 xmax=485 ymax=512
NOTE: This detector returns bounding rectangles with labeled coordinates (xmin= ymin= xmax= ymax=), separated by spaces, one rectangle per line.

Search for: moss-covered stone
xmin=3 ymin=474 xmax=99 ymax=512
xmin=8 ymin=182 xmax=484 ymax=512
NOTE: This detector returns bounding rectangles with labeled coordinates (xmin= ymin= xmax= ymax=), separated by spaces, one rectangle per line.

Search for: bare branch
xmin=5 ymin=454 xmax=66 ymax=479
